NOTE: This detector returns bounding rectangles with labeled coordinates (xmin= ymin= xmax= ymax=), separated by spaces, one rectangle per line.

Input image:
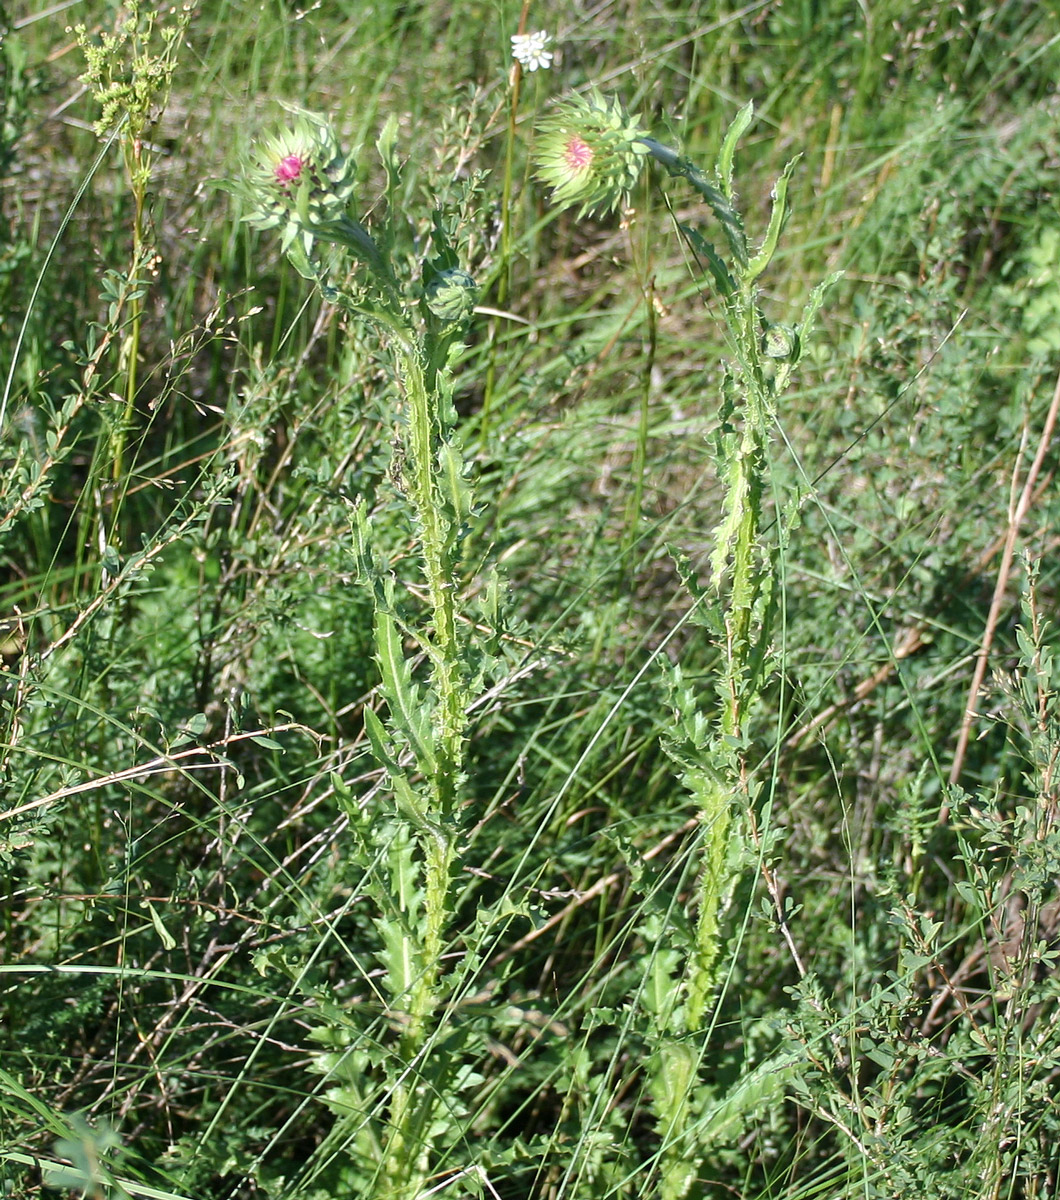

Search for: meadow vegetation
xmin=2 ymin=2 xmax=1060 ymax=1198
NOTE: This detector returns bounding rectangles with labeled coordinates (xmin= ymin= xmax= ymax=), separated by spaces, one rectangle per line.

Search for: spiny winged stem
xmin=655 ymin=111 xmax=810 ymax=1012
xmin=379 ymin=350 xmax=468 ymax=1200
xmin=397 ymin=344 xmax=468 ymax=817
xmin=534 ymin=94 xmax=836 ymax=1200
xmin=717 ymin=290 xmax=770 ymax=736
xmin=237 ymin=109 xmax=479 ymax=1200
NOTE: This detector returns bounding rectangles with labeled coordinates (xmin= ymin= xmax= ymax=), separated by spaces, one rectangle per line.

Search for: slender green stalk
xmin=111 ymin=139 xmax=146 ymax=493
xmin=480 ymin=0 xmax=531 ymax=444
xmin=625 ymin=274 xmax=657 ymax=559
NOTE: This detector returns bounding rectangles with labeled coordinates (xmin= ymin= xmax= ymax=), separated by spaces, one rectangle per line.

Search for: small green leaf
xmin=678 ymin=224 xmax=738 ymax=300
xmin=143 ymin=900 xmax=176 ymax=950
xmin=438 ymin=440 xmax=472 ymax=535
xmin=170 ymin=712 xmax=209 ymax=747
xmin=363 ymin=704 xmax=400 ymax=775
xmin=716 ymin=100 xmax=754 ymax=202
xmin=376 ymin=113 xmax=401 ymax=205
xmin=248 ymin=734 xmax=284 ymax=750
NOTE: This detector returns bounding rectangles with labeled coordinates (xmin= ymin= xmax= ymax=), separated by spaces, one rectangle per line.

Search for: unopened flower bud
xmin=424 ymin=268 xmax=478 ymax=324
xmin=760 ymin=322 xmax=800 ymax=362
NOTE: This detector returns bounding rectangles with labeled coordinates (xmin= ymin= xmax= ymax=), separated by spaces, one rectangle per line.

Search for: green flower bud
xmin=424 ymin=268 xmax=478 ymax=323
xmin=760 ymin=322 xmax=800 ymax=362
xmin=533 ymin=90 xmax=652 ymax=218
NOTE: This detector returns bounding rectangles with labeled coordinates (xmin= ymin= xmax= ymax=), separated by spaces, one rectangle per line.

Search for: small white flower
xmin=511 ymin=30 xmax=554 ymax=72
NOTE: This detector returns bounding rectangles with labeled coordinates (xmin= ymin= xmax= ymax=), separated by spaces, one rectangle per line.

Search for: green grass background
xmin=3 ymin=1 xmax=1060 ymax=1198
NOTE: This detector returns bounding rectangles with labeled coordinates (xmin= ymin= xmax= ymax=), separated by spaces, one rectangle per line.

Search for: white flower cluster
xmin=511 ymin=30 xmax=553 ymax=72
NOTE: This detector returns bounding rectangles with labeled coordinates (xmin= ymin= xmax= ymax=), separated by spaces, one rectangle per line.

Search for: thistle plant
xmin=534 ymin=94 xmax=837 ymax=1199
xmin=236 ymin=107 xmax=480 ymax=1200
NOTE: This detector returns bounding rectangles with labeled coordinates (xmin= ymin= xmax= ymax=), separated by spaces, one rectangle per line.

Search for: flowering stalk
xmin=534 ymin=86 xmax=834 ymax=848
xmin=75 ymin=2 xmax=191 ymax=529
xmin=534 ymin=94 xmax=837 ymax=1200
xmin=481 ymin=25 xmax=555 ymax=442
xmin=238 ymin=107 xmax=479 ymax=1200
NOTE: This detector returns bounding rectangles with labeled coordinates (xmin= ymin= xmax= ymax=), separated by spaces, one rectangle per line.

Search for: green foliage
xmin=3 ymin=3 xmax=1060 ymax=1200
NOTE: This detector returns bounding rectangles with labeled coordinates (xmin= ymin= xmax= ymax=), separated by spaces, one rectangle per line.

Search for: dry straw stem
xmin=1 ymin=724 xmax=309 ymax=823
xmin=948 ymin=363 xmax=1060 ymax=792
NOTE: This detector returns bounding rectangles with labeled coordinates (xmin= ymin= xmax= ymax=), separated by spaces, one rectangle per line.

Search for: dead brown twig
xmin=948 ymin=364 xmax=1060 ymax=795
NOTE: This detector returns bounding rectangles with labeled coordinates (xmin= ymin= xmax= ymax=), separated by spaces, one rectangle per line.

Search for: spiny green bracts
xmin=424 ymin=268 xmax=478 ymax=324
xmin=242 ymin=105 xmax=357 ymax=257
xmin=534 ymin=90 xmax=652 ymax=218
xmin=240 ymin=104 xmax=391 ymax=283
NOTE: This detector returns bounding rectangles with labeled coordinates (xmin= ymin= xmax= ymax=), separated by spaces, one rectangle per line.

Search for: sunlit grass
xmin=2 ymin=2 xmax=1060 ymax=1199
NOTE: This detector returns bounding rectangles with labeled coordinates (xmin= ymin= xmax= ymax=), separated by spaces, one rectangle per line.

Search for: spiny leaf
xmin=437 ymin=439 xmax=472 ymax=546
xmin=362 ymin=704 xmax=433 ymax=831
xmin=716 ymin=100 xmax=754 ymax=203
xmin=374 ymin=609 xmax=437 ymax=777
xmin=678 ymin=223 xmax=738 ymax=299
xmin=745 ymin=155 xmax=800 ymax=284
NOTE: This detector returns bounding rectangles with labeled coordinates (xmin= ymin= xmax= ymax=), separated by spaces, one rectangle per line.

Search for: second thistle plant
xmin=534 ymin=93 xmax=837 ymax=1199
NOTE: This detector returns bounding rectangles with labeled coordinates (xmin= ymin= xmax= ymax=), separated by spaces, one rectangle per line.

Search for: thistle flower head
xmin=241 ymin=104 xmax=358 ymax=258
xmin=534 ymin=90 xmax=652 ymax=218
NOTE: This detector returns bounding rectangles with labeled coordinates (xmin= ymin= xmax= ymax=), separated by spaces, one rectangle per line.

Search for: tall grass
xmin=2 ymin=2 xmax=1060 ymax=1199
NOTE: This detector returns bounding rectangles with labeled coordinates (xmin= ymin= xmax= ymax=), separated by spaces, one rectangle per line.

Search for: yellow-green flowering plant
xmin=74 ymin=1 xmax=192 ymax=498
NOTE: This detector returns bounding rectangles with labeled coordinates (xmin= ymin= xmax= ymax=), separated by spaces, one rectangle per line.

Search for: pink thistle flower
xmin=534 ymin=91 xmax=651 ymax=217
xmin=564 ymin=136 xmax=592 ymax=172
xmin=274 ymin=154 xmax=304 ymax=184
